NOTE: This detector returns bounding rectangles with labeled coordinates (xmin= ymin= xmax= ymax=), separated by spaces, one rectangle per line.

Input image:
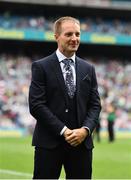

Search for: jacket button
xmin=65 ymin=109 xmax=69 ymax=113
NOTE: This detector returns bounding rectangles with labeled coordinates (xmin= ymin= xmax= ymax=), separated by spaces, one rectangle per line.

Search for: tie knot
xmin=62 ymin=59 xmax=73 ymax=66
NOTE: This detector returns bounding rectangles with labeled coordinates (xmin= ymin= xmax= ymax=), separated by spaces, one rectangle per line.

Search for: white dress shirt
xmin=56 ymin=49 xmax=76 ymax=85
xmin=56 ymin=49 xmax=76 ymax=135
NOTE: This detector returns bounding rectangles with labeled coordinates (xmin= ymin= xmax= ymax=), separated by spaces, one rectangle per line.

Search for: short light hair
xmin=53 ymin=16 xmax=80 ymax=35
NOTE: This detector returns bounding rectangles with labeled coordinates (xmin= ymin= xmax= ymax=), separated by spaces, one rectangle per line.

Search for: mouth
xmin=70 ymin=44 xmax=79 ymax=48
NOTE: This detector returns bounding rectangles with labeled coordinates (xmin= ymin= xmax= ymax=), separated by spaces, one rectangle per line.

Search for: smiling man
xmin=29 ymin=16 xmax=101 ymax=179
xmin=54 ymin=17 xmax=80 ymax=57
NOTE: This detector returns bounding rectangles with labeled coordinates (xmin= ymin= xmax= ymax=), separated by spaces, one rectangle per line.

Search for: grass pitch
xmin=0 ymin=134 xmax=131 ymax=179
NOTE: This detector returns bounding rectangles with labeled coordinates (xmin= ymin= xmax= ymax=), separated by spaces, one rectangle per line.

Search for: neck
xmin=59 ymin=49 xmax=75 ymax=58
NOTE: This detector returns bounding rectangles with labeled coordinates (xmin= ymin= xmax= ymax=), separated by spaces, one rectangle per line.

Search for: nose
xmin=71 ymin=34 xmax=77 ymax=41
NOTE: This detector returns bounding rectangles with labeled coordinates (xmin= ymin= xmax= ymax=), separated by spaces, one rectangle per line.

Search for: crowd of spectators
xmin=0 ymin=54 xmax=34 ymax=132
xmin=0 ymin=11 xmax=131 ymax=35
xmin=88 ymin=57 xmax=131 ymax=131
xmin=0 ymin=54 xmax=131 ymax=134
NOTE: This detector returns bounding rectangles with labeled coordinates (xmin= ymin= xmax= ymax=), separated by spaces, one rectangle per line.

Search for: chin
xmin=69 ymin=49 xmax=76 ymax=53
xmin=71 ymin=46 xmax=78 ymax=50
xmin=71 ymin=48 xmax=78 ymax=52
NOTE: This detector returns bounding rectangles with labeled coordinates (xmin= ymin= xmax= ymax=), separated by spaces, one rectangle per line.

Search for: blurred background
xmin=0 ymin=0 xmax=131 ymax=179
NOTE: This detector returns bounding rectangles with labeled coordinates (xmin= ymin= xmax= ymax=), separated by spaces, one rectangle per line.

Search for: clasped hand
xmin=63 ymin=128 xmax=88 ymax=147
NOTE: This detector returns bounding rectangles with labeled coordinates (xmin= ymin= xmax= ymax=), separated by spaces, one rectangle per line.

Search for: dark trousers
xmin=108 ymin=121 xmax=114 ymax=142
xmin=33 ymin=142 xmax=92 ymax=179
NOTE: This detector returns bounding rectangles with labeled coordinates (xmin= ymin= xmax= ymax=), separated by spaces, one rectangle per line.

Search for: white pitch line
xmin=0 ymin=169 xmax=32 ymax=177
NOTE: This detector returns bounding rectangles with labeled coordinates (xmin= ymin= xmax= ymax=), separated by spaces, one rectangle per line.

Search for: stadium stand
xmin=0 ymin=0 xmax=131 ymax=136
xmin=0 ymin=12 xmax=131 ymax=35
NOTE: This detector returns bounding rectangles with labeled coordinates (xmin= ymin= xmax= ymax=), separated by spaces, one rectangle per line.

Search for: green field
xmin=0 ymin=135 xmax=131 ymax=179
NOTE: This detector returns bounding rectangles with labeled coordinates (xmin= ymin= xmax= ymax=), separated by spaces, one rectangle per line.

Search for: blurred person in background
xmin=29 ymin=16 xmax=101 ymax=179
xmin=93 ymin=116 xmax=101 ymax=142
xmin=107 ymin=103 xmax=116 ymax=142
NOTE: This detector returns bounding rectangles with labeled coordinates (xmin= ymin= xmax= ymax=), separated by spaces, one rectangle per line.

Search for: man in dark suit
xmin=29 ymin=16 xmax=101 ymax=179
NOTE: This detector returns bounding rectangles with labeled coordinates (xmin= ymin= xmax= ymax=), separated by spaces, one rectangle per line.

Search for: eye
xmin=66 ymin=32 xmax=72 ymax=37
xmin=76 ymin=32 xmax=80 ymax=37
xmin=65 ymin=32 xmax=80 ymax=37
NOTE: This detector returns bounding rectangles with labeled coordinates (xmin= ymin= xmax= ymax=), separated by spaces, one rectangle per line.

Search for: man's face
xmin=55 ymin=20 xmax=80 ymax=57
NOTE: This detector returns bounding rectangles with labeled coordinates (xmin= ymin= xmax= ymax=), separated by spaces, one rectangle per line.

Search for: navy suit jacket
xmin=29 ymin=52 xmax=101 ymax=149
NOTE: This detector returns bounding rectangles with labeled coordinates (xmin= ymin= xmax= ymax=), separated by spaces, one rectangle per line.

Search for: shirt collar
xmin=56 ymin=49 xmax=76 ymax=63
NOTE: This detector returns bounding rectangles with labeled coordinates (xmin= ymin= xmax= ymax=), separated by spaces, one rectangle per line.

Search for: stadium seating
xmin=0 ymin=54 xmax=131 ymax=132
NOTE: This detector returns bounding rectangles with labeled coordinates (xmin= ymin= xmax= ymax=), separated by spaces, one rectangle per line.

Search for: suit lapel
xmin=76 ymin=57 xmax=85 ymax=96
xmin=49 ymin=54 xmax=85 ymax=105
xmin=50 ymin=53 xmax=69 ymax=105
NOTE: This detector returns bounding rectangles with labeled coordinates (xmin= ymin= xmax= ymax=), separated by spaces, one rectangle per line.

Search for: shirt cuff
xmin=60 ymin=126 xmax=67 ymax=135
xmin=82 ymin=126 xmax=91 ymax=135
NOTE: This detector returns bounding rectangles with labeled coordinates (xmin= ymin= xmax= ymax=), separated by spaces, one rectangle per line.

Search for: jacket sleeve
xmin=82 ymin=65 xmax=101 ymax=133
xmin=28 ymin=61 xmax=65 ymax=136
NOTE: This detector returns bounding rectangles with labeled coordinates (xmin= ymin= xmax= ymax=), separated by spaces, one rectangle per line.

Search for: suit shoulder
xmin=77 ymin=57 xmax=94 ymax=68
xmin=32 ymin=53 xmax=56 ymax=66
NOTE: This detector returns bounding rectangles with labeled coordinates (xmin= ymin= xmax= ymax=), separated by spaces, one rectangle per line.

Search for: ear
xmin=54 ymin=33 xmax=58 ymax=41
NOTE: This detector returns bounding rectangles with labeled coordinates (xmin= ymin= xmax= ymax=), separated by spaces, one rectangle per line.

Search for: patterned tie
xmin=62 ymin=59 xmax=76 ymax=98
